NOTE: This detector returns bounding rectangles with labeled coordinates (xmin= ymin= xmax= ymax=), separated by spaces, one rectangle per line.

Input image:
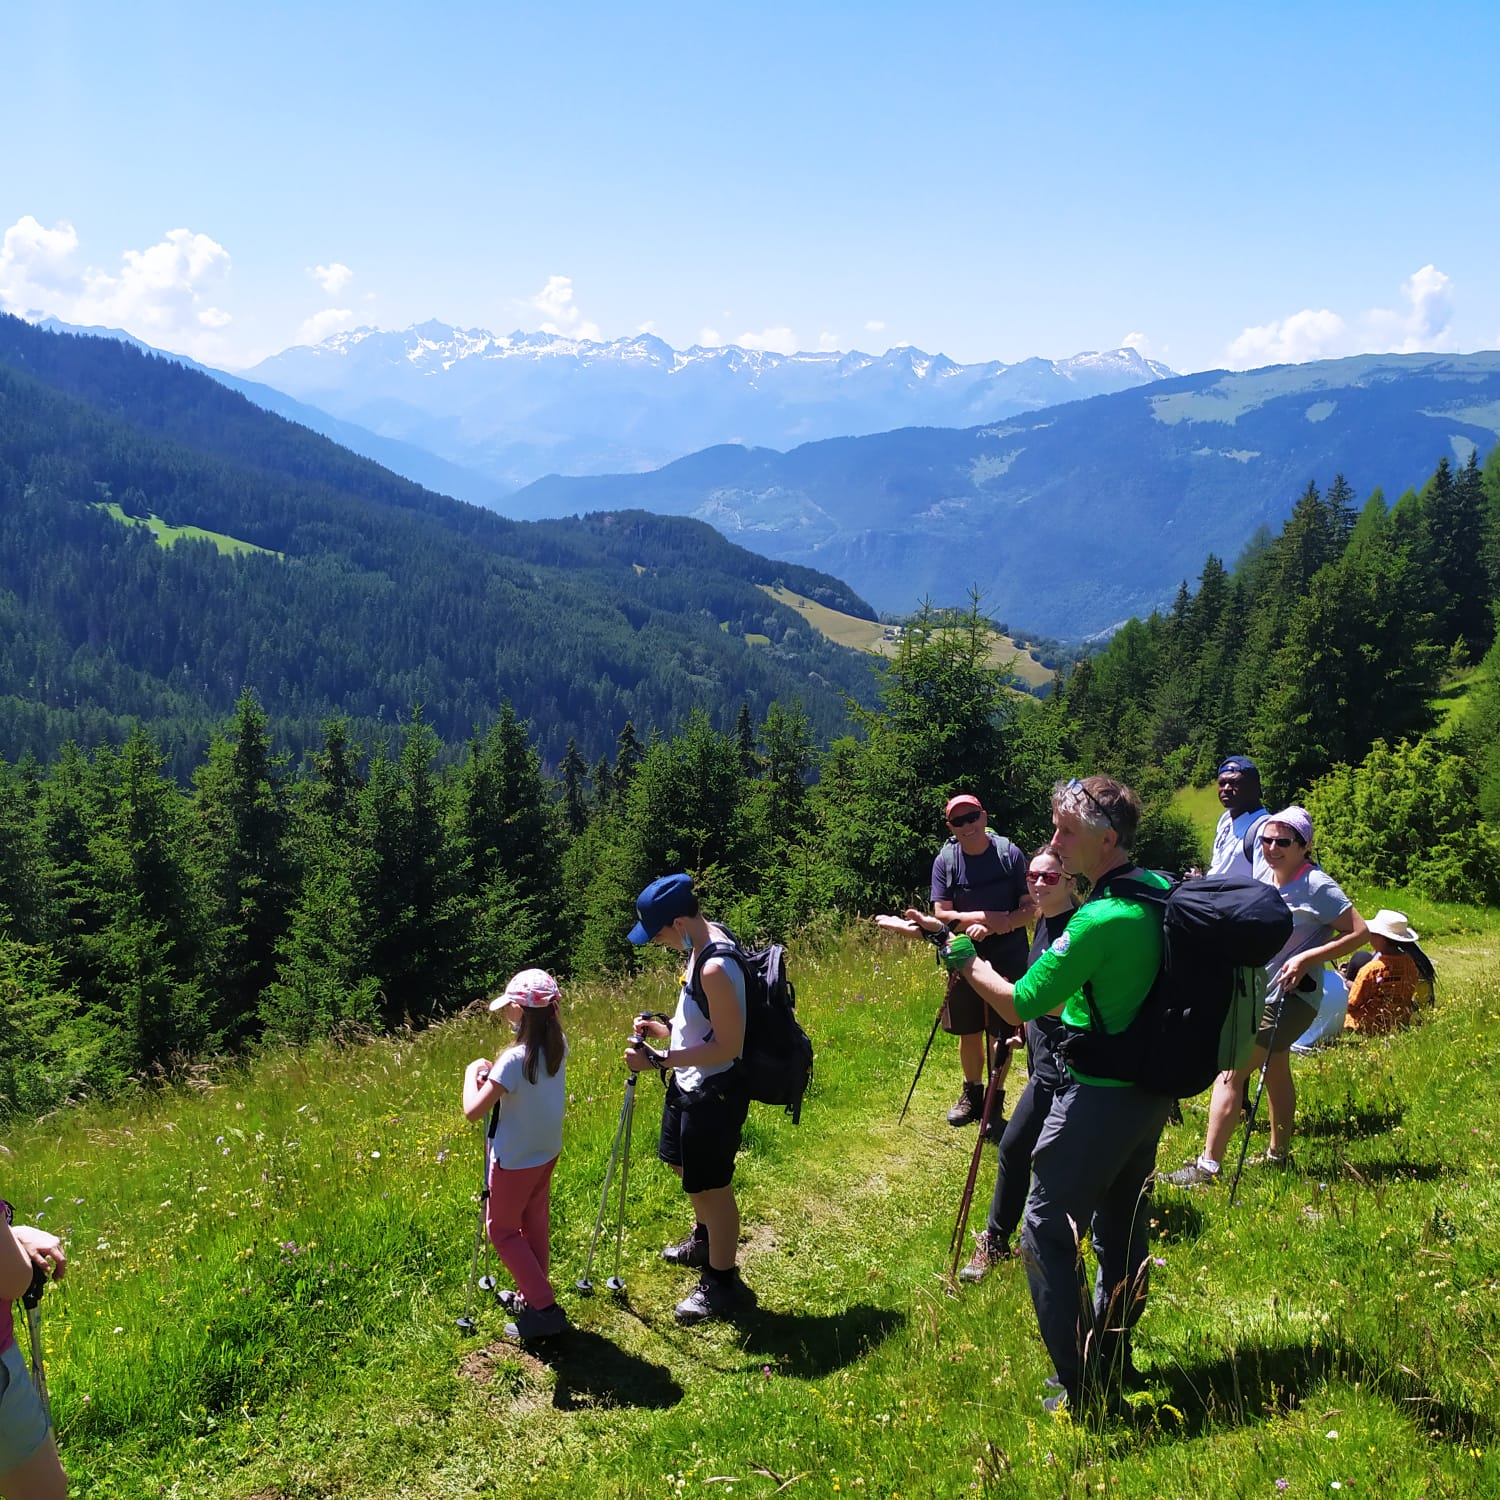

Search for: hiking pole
xmin=22 ymin=1262 xmax=51 ymax=1430
xmin=1226 ymin=981 xmax=1292 ymax=1203
xmin=577 ymin=1065 xmax=641 ymax=1296
xmin=457 ymin=1091 xmax=502 ymax=1336
xmin=899 ymin=1005 xmax=945 ymax=1125
xmin=948 ymin=1064 xmax=1004 ymax=1283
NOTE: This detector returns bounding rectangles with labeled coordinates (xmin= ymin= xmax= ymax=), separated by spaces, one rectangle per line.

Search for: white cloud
xmin=0 ymin=215 xmax=233 ymax=357
xmin=1225 ymin=265 xmax=1459 ymax=369
xmin=309 ymin=261 xmax=353 ymax=295
xmin=864 ymin=319 xmax=886 ymax=332
xmin=1121 ymin=331 xmax=1152 ymax=354
xmin=528 ymin=274 xmax=600 ymax=341
xmin=817 ymin=330 xmax=839 ymax=352
xmin=636 ymin=319 xmax=657 ymax=334
xmin=735 ymin=326 xmax=797 ymax=354
xmin=294 ymin=307 xmax=356 ymax=346
xmin=699 ymin=327 xmax=721 ymax=346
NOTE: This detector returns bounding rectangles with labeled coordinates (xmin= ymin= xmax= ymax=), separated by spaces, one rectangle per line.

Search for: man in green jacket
xmin=914 ymin=775 xmax=1170 ymax=1415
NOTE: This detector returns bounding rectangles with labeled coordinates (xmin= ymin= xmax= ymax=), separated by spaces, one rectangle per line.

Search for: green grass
xmin=759 ymin=583 xmax=1053 ymax=688
xmin=96 ymin=501 xmax=281 ymax=558
xmin=1170 ymin=783 xmax=1224 ymax=850
xmin=7 ymin=919 xmax=1499 ymax=1498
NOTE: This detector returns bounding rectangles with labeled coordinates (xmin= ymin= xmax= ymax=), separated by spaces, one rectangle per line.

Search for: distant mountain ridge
xmin=245 ymin=322 xmax=1174 ymax=496
xmin=0 ymin=314 xmax=880 ymax=774
xmin=507 ymin=351 xmax=1500 ymax=636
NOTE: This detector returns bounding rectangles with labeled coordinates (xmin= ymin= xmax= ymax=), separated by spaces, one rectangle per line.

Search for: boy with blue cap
xmin=626 ymin=873 xmax=755 ymax=1324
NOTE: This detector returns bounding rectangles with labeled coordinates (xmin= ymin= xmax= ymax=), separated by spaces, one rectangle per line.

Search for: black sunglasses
xmin=1260 ymin=834 xmax=1296 ymax=848
xmin=948 ymin=809 xmax=983 ymax=827
xmin=1066 ymin=777 xmax=1118 ymax=834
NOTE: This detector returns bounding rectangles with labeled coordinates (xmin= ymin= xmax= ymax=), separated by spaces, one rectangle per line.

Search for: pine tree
xmin=614 ymin=720 xmax=644 ymax=794
xmin=191 ymin=691 xmax=293 ymax=1048
xmin=557 ymin=738 xmax=589 ymax=835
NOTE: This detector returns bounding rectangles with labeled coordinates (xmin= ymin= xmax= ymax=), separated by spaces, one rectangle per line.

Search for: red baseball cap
xmin=945 ymin=794 xmax=983 ymax=819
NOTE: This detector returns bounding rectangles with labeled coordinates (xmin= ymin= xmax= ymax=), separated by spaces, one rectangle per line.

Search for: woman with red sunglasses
xmin=959 ymin=844 xmax=1081 ymax=1283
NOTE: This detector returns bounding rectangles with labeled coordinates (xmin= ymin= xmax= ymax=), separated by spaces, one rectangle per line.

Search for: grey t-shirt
xmin=1263 ymin=864 xmax=1352 ymax=1003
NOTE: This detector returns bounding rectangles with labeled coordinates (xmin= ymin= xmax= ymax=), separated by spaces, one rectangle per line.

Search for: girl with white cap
xmin=462 ymin=968 xmax=569 ymax=1340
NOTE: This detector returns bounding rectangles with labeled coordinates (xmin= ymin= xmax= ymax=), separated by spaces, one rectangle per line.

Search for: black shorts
xmin=940 ymin=940 xmax=1025 ymax=1040
xmin=658 ymin=1070 xmax=750 ymax=1194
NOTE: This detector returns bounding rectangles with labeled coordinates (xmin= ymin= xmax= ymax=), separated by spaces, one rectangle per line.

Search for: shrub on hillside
xmin=1305 ymin=738 xmax=1500 ymax=904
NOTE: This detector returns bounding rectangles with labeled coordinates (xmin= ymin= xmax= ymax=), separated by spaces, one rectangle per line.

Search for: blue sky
xmin=4 ymin=0 xmax=1496 ymax=372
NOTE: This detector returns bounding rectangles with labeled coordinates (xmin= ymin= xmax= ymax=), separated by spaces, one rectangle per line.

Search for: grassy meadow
xmin=757 ymin=584 xmax=1054 ymax=689
xmin=4 ymin=904 xmax=1498 ymax=1500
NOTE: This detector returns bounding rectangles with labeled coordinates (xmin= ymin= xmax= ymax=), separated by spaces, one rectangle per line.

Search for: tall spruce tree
xmin=191 ymin=691 xmax=293 ymax=1048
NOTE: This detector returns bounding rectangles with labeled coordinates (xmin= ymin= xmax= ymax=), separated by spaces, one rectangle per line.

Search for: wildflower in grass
xmin=1153 ymin=1256 xmax=1166 ymax=1267
xmin=1276 ymin=1482 xmax=1288 ymax=1491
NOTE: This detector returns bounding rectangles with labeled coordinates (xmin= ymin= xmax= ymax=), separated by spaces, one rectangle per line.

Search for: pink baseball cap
xmin=945 ymin=793 xmax=983 ymax=819
xmin=490 ymin=968 xmax=560 ymax=1010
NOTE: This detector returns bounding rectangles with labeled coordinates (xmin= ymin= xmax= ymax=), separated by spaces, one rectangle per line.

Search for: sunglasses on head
xmin=1066 ymin=777 xmax=1119 ymax=834
xmin=948 ymin=809 xmax=983 ymax=827
xmin=1027 ymin=869 xmax=1062 ymax=885
xmin=1260 ymin=834 xmax=1296 ymax=848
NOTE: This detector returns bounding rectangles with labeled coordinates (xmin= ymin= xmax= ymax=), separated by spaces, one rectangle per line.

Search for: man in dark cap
xmin=1207 ymin=756 xmax=1268 ymax=880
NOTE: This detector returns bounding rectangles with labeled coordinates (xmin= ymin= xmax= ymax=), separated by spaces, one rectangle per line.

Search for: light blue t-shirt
xmin=1263 ymin=863 xmax=1352 ymax=1004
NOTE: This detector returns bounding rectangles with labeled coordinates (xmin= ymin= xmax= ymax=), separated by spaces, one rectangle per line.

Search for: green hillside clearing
xmin=96 ymin=501 xmax=282 ymax=558
xmin=760 ymin=583 xmax=1052 ymax=687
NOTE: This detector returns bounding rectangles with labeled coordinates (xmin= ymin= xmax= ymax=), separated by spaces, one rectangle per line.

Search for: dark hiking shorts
xmin=658 ymin=1071 xmax=750 ymax=1194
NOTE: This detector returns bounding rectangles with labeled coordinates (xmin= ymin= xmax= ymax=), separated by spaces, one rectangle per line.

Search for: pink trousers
xmin=486 ymin=1154 xmax=558 ymax=1308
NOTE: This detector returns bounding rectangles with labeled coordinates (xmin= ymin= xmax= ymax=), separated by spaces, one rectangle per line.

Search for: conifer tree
xmin=557 ymin=737 xmax=589 ymax=835
xmin=191 ymin=691 xmax=293 ymax=1048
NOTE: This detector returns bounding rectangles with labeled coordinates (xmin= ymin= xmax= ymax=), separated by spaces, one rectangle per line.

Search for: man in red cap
xmin=931 ymin=793 xmax=1034 ymax=1131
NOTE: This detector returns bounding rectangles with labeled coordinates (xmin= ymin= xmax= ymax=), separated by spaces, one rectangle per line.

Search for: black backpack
xmin=1057 ymin=872 xmax=1293 ymax=1099
xmin=690 ymin=938 xmax=814 ymax=1124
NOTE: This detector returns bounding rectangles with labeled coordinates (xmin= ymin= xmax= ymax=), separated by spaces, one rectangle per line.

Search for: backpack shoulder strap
xmin=1241 ymin=812 xmax=1270 ymax=865
xmin=938 ymin=836 xmax=958 ymax=889
xmin=688 ymin=939 xmax=745 ymax=1016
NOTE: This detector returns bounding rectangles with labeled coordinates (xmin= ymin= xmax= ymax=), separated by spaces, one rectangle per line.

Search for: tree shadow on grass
xmin=1137 ymin=1336 xmax=1492 ymax=1446
xmin=529 ymin=1328 xmax=685 ymax=1411
xmin=735 ymin=1302 xmax=906 ymax=1379
xmin=1296 ymin=1102 xmax=1405 ymax=1140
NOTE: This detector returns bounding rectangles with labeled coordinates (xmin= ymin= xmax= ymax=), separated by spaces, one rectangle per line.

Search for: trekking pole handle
xmin=23 ymin=1262 xmax=47 ymax=1311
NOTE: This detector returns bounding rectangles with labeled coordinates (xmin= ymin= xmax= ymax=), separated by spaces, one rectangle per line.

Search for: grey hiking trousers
xmin=1019 ymin=1081 xmax=1173 ymax=1398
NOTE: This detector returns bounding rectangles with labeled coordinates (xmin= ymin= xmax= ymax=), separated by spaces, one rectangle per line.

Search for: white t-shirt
xmin=1208 ymin=807 xmax=1269 ymax=879
xmin=669 ymin=924 xmax=747 ymax=1094
xmin=487 ymin=1038 xmax=567 ymax=1171
xmin=1263 ymin=864 xmax=1352 ymax=1004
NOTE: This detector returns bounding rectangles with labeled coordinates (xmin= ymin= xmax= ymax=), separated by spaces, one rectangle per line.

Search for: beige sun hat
xmin=1366 ymin=909 xmax=1419 ymax=943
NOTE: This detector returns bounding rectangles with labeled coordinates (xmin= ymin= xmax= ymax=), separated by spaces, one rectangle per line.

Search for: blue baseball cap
xmin=1216 ymin=755 xmax=1258 ymax=776
xmin=628 ymin=873 xmax=697 ymax=945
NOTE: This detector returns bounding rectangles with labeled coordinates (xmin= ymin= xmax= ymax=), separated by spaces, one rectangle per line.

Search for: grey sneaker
xmin=947 ymin=1083 xmax=984 ymax=1127
xmin=1160 ymin=1159 xmax=1221 ymax=1189
xmin=662 ymin=1228 xmax=710 ymax=1267
xmin=504 ymin=1300 xmax=569 ymax=1341
xmin=674 ymin=1273 xmax=755 ymax=1325
xmin=958 ymin=1229 xmax=1008 ymax=1284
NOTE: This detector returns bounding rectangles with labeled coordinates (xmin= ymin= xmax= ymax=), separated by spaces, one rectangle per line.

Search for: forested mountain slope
xmin=510 ymin=352 xmax=1500 ymax=634
xmin=0 ymin=316 xmax=877 ymax=775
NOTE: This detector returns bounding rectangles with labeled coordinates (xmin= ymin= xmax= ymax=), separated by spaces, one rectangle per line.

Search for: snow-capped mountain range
xmin=247 ymin=323 xmax=1175 ymax=497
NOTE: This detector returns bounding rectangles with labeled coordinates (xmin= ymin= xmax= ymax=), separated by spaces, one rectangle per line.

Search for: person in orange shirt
xmin=1344 ymin=910 xmax=1435 ymax=1035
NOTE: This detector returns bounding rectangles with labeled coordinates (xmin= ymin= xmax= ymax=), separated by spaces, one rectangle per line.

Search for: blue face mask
xmin=680 ymin=930 xmax=693 ymax=952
